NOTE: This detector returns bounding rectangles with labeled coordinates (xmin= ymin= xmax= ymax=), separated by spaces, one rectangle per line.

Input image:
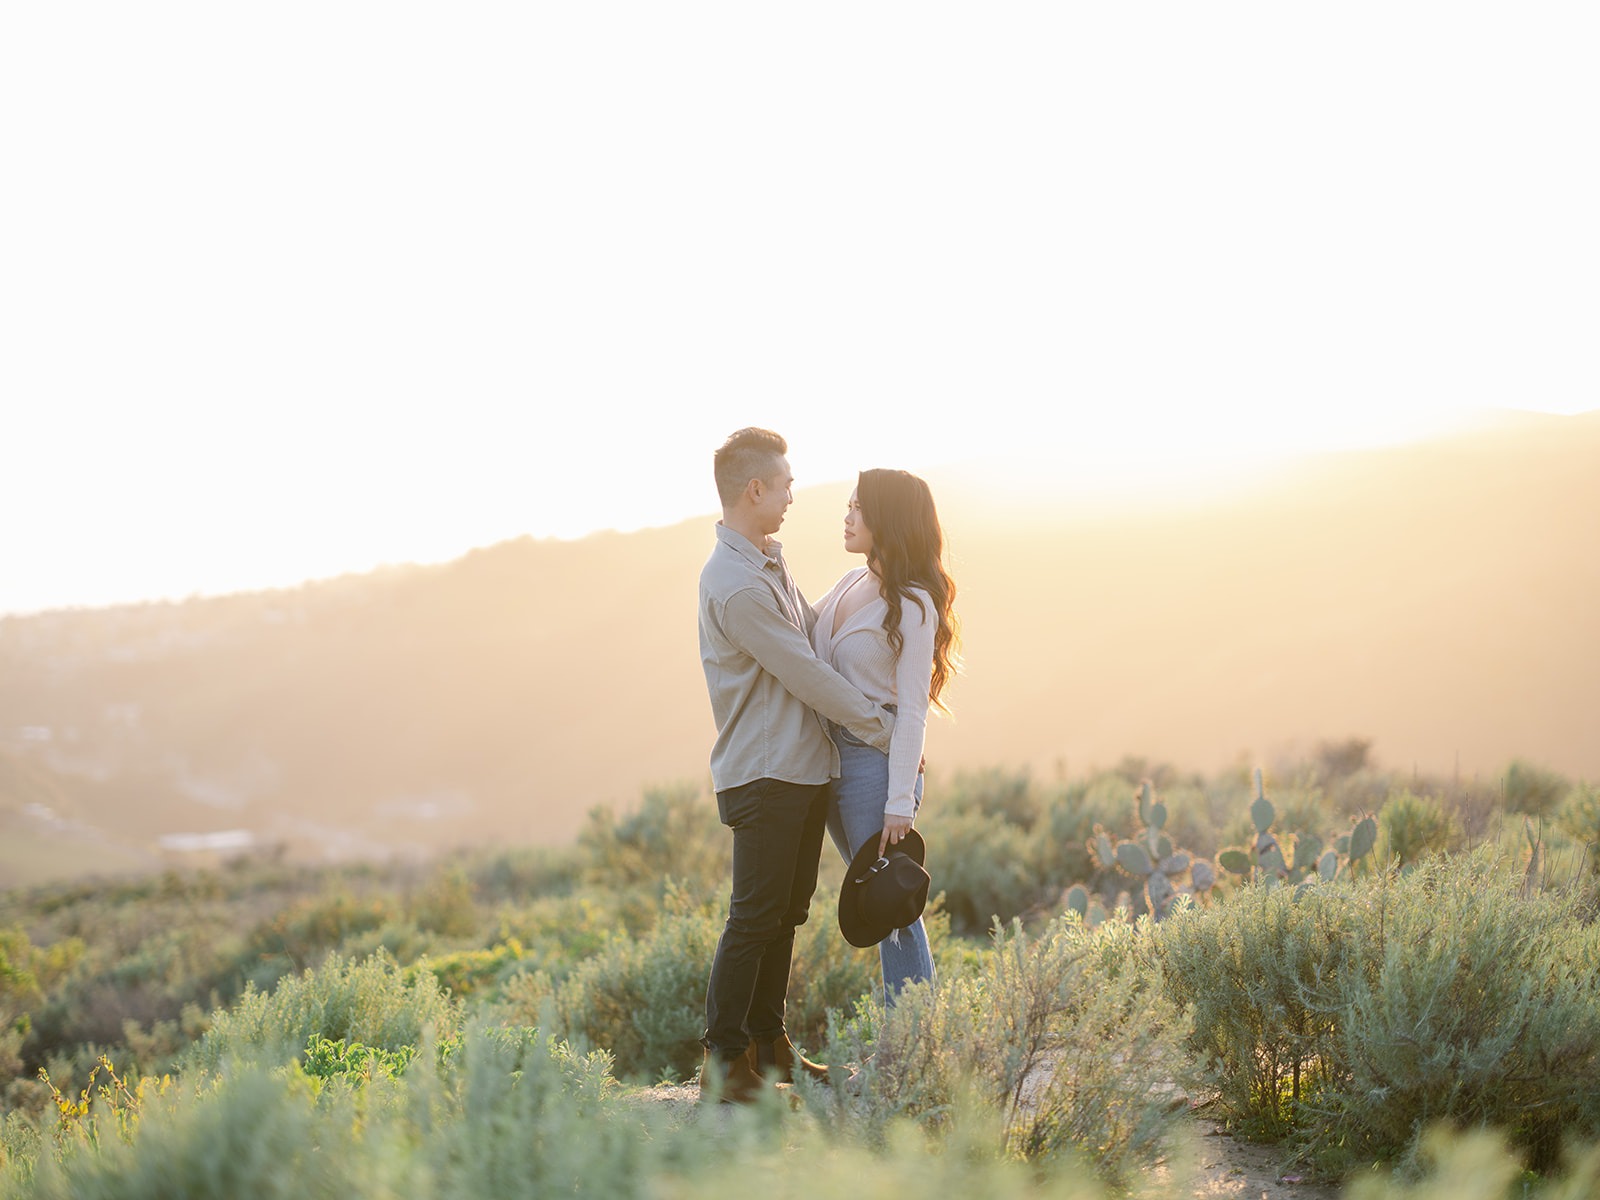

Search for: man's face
xmin=751 ymin=455 xmax=794 ymax=536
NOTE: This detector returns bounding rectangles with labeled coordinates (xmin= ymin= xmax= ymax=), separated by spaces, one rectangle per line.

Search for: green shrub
xmin=1261 ymin=779 xmax=1333 ymax=843
xmin=466 ymin=845 xmax=582 ymax=903
xmin=923 ymin=809 xmax=1053 ymax=936
xmin=778 ymin=887 xmax=882 ymax=1059
xmin=115 ymin=1003 xmax=210 ymax=1080
xmin=1316 ymin=737 xmax=1373 ymax=782
xmin=240 ymin=890 xmax=399 ymax=978
xmin=183 ymin=950 xmax=462 ymax=1074
xmin=1157 ymin=874 xmax=1346 ymax=1135
xmin=413 ymin=940 xmax=529 ymax=999
xmin=1346 ymin=1127 xmax=1600 ymax=1199
xmin=1152 ymin=781 xmax=1225 ymax=861
xmin=408 ymin=867 xmax=481 ymax=939
xmin=1378 ymin=789 xmax=1458 ymax=868
xmin=410 ymin=1026 xmax=639 ymax=1197
xmin=1159 ymin=850 xmax=1600 ymax=1173
xmin=1328 ymin=854 xmax=1600 ymax=1173
xmin=547 ymin=899 xmax=720 ymax=1083
xmin=817 ymin=913 xmax=1192 ymax=1188
xmin=942 ymin=768 xmax=1042 ymax=828
xmin=1040 ymin=778 xmax=1132 ymax=890
xmin=331 ymin=917 xmax=448 ymax=972
xmin=15 ymin=1067 xmax=376 ymax=1200
xmin=1 ymin=929 xmax=87 ymax=1086
xmin=1504 ymin=760 xmax=1569 ymax=818
xmin=540 ymin=878 xmax=902 ymax=1084
xmin=1559 ymin=782 xmax=1600 ymax=873
xmin=0 ymin=930 xmax=46 ymax=1081
xmin=2 ymin=1019 xmax=1122 ymax=1200
xmin=481 ymin=967 xmax=558 ymax=1034
xmin=578 ymin=784 xmax=728 ymax=900
xmin=486 ymin=892 xmax=624 ymax=978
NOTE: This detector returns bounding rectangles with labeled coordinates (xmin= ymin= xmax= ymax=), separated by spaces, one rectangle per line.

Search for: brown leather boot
xmin=752 ymin=1034 xmax=831 ymax=1085
xmin=698 ymin=1045 xmax=771 ymax=1105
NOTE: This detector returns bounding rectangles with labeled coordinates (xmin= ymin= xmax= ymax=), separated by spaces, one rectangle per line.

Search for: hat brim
xmin=838 ymin=828 xmax=929 ymax=949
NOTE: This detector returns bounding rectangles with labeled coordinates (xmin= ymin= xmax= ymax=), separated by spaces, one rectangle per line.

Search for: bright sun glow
xmin=2 ymin=4 xmax=1596 ymax=615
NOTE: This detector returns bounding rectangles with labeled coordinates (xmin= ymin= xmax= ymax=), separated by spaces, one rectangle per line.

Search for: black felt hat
xmin=838 ymin=828 xmax=930 ymax=949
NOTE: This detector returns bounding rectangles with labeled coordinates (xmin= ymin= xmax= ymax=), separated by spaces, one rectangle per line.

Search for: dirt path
xmin=1184 ymin=1118 xmax=1339 ymax=1199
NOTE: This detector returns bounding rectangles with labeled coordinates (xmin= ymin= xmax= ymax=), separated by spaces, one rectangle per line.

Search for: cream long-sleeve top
xmin=810 ymin=567 xmax=935 ymax=819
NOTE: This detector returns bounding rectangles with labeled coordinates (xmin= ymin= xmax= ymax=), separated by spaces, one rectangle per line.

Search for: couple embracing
xmin=696 ymin=426 xmax=960 ymax=1103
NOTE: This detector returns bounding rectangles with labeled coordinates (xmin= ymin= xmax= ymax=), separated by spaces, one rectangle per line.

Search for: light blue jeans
xmin=828 ymin=726 xmax=936 ymax=1003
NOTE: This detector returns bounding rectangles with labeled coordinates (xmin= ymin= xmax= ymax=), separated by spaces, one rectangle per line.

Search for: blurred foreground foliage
xmin=1 ymin=752 xmax=1598 ymax=1196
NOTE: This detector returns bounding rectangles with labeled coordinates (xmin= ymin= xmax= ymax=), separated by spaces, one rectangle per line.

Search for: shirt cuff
xmin=885 ymin=794 xmax=917 ymax=819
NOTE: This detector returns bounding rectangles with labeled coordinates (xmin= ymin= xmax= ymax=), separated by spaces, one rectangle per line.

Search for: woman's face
xmin=843 ymin=487 xmax=874 ymax=558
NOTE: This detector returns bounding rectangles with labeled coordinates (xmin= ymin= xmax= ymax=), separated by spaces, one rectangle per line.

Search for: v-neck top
xmin=810 ymin=566 xmax=936 ymax=818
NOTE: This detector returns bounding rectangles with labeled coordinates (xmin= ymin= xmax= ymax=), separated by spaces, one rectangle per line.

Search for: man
xmin=697 ymin=427 xmax=895 ymax=1103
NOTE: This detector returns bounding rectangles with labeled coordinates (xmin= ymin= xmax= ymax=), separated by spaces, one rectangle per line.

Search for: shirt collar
xmin=716 ymin=521 xmax=784 ymax=569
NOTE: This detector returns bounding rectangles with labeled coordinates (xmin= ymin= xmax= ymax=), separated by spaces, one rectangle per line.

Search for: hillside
xmin=919 ymin=409 xmax=1600 ymax=790
xmin=1 ymin=412 xmax=1596 ymax=884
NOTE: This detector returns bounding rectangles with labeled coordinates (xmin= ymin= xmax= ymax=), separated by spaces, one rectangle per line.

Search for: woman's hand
xmin=879 ymin=814 xmax=915 ymax=857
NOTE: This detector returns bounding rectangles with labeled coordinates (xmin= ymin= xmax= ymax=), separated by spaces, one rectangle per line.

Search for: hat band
xmin=852 ymin=856 xmax=892 ymax=885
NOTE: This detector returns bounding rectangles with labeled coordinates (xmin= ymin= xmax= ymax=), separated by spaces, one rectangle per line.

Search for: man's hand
xmin=879 ymin=814 xmax=915 ymax=857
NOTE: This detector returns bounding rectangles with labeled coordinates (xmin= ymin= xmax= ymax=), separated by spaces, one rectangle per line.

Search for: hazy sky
xmin=3 ymin=4 xmax=1596 ymax=616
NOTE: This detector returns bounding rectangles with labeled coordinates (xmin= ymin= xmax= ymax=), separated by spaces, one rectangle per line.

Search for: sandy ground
xmin=628 ymin=1082 xmax=1341 ymax=1198
xmin=1183 ymin=1118 xmax=1339 ymax=1200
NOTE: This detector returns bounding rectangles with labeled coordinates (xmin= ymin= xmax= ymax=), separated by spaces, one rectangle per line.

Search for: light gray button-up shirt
xmin=699 ymin=522 xmax=895 ymax=793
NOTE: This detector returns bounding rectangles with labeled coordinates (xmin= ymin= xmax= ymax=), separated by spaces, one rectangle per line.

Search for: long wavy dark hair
xmin=856 ymin=468 xmax=961 ymax=712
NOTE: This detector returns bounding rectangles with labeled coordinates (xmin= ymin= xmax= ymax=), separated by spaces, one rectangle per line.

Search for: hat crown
xmin=856 ymin=853 xmax=928 ymax=925
xmin=839 ymin=831 xmax=930 ymax=949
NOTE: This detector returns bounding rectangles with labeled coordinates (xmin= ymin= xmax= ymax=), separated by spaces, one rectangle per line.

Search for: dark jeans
xmin=702 ymin=777 xmax=828 ymax=1060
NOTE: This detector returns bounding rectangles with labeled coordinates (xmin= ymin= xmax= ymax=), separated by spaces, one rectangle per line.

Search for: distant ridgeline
xmin=1 ymin=412 xmax=1598 ymax=887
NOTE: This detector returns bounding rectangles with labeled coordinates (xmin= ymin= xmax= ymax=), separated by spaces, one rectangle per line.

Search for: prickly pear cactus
xmin=1065 ymin=883 xmax=1090 ymax=918
xmin=1063 ymin=883 xmax=1110 ymax=927
xmin=1084 ymin=780 xmax=1216 ymax=920
xmin=1220 ymin=769 xmax=1378 ymax=887
xmin=1349 ymin=814 xmax=1378 ymax=863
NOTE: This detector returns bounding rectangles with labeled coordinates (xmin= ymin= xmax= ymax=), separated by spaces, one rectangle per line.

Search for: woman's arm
xmin=884 ymin=589 xmax=935 ymax=823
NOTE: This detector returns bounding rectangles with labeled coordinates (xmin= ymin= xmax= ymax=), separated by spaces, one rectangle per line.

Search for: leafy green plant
xmin=297 ymin=1033 xmax=417 ymax=1083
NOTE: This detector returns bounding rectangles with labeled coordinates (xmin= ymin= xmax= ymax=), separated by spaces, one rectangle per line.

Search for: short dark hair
xmin=713 ymin=427 xmax=788 ymax=506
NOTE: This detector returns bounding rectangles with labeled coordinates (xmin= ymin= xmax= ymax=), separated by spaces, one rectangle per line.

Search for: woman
xmin=810 ymin=468 xmax=959 ymax=1000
